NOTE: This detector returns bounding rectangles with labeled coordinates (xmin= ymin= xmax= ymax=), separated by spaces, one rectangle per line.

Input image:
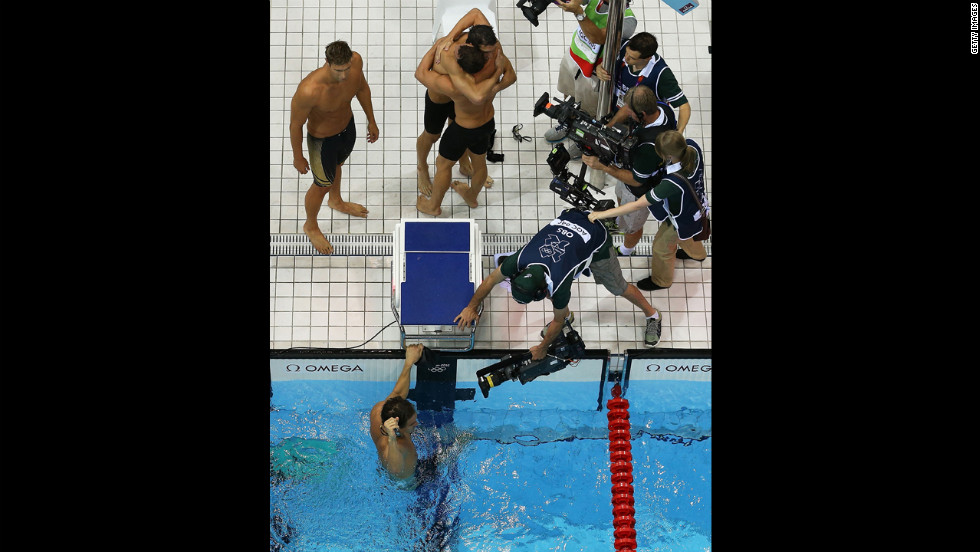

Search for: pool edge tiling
xmin=270 ymin=0 xmax=712 ymax=354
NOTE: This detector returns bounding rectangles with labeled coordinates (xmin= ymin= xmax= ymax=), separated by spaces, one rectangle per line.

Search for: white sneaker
xmin=540 ymin=311 xmax=575 ymax=338
xmin=494 ymin=252 xmax=516 ymax=292
xmin=544 ymin=124 xmax=569 ymax=143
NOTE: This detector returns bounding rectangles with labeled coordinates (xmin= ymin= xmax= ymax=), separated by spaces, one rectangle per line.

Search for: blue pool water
xmin=270 ymin=377 xmax=711 ymax=551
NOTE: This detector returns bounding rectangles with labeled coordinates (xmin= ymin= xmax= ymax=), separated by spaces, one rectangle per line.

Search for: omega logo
xmin=285 ymin=364 xmax=364 ymax=373
xmin=644 ymin=363 xmax=711 ymax=373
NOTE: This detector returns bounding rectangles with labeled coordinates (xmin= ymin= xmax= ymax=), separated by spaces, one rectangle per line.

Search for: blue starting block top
xmin=403 ymin=221 xmax=471 ymax=252
xmin=399 ymin=221 xmax=475 ymax=326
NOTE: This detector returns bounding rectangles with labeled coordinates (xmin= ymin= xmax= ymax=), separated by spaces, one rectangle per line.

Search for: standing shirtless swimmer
xmin=290 ymin=41 xmax=378 ymax=255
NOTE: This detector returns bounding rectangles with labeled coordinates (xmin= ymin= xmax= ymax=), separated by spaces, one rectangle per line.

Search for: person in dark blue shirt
xmin=454 ymin=209 xmax=663 ymax=351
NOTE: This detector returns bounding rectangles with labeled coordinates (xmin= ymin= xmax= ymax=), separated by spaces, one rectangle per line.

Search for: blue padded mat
xmin=404 ymin=221 xmax=471 ymax=252
xmin=400 ymin=252 xmax=472 ymax=325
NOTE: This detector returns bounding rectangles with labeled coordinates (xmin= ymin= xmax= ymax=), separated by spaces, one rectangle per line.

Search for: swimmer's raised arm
xmin=389 ymin=344 xmax=424 ymax=399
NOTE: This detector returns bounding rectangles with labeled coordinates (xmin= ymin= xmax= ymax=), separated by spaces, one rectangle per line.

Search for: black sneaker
xmin=636 ymin=277 xmax=669 ymax=291
xmin=676 ymin=249 xmax=704 ymax=262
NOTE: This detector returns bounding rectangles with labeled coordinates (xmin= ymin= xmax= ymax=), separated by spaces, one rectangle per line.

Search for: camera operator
xmin=580 ymin=85 xmax=676 ymax=257
xmin=587 ymin=130 xmax=708 ymax=291
xmin=543 ymin=0 xmax=637 ymax=159
xmin=453 ymin=208 xmax=663 ymax=354
xmin=595 ymin=32 xmax=692 ymax=134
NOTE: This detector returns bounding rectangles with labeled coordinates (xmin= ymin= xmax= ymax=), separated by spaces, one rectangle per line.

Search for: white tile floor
xmin=270 ymin=0 xmax=711 ymax=352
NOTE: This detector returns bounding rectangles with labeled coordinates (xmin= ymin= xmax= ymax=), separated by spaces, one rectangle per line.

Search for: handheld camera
xmin=476 ymin=320 xmax=587 ymax=398
xmin=519 ymin=0 xmax=633 ymax=27
xmin=517 ymin=0 xmax=556 ymax=27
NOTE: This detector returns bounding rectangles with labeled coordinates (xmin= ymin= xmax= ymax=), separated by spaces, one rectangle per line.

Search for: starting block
xmin=391 ymin=219 xmax=483 ymax=351
xmin=432 ymin=0 xmax=497 ymax=43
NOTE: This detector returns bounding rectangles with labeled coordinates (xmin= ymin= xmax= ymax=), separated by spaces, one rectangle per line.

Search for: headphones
xmin=628 ymin=93 xmax=644 ymax=120
xmin=629 ymin=95 xmax=667 ymax=123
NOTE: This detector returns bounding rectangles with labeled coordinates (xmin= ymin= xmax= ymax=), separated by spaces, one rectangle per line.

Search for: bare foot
xmin=416 ymin=195 xmax=442 ymax=216
xmin=303 ymin=221 xmax=334 ymax=255
xmin=328 ymin=200 xmax=368 ymax=218
xmin=417 ymin=166 xmax=432 ymax=197
xmin=459 ymin=163 xmax=473 ymax=178
xmin=450 ymin=180 xmax=479 ymax=208
xmin=483 ymin=175 xmax=494 ymax=189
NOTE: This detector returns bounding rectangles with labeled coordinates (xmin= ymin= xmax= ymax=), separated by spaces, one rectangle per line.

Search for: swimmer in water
xmin=369 ymin=344 xmax=424 ymax=480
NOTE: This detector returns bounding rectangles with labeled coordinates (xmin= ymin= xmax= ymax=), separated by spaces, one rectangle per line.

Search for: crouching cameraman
xmin=453 ymin=208 xmax=663 ymax=353
xmin=581 ymin=85 xmax=676 ymax=258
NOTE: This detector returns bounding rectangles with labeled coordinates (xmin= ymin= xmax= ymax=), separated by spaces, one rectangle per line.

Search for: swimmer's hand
xmin=382 ymin=417 xmax=401 ymax=441
xmin=366 ymin=121 xmax=379 ymax=143
xmin=293 ymin=156 xmax=310 ymax=174
xmin=435 ymin=35 xmax=455 ymax=64
xmin=405 ymin=343 xmax=424 ymax=364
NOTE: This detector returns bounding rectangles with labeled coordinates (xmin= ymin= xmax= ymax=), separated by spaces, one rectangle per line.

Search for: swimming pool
xmin=270 ymin=350 xmax=711 ymax=551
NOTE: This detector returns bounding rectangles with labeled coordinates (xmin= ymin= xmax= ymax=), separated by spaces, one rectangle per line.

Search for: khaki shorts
xmin=587 ymin=244 xmax=629 ymax=296
xmin=614 ymin=181 xmax=652 ymax=234
xmin=556 ymin=50 xmax=600 ymax=117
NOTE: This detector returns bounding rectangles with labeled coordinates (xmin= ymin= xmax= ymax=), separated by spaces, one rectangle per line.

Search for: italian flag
xmin=570 ymin=42 xmax=603 ymax=78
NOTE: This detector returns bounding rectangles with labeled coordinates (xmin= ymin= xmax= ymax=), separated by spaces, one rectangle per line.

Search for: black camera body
xmin=546 ymin=143 xmax=617 ymax=216
xmin=534 ymin=92 xmax=628 ymax=224
xmin=519 ymin=0 xmax=634 ymax=27
xmin=517 ymin=0 xmax=554 ymax=27
xmin=534 ymin=92 xmax=638 ymax=169
xmin=476 ymin=320 xmax=587 ymax=398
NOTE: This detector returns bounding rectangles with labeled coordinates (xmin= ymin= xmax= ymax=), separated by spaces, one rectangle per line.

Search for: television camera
xmin=476 ymin=320 xmax=587 ymax=398
xmin=533 ymin=92 xmax=637 ymax=169
xmin=534 ymin=92 xmax=640 ymax=224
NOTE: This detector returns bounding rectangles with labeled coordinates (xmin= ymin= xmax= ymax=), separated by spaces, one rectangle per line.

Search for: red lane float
xmin=607 ymin=383 xmax=636 ymax=552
